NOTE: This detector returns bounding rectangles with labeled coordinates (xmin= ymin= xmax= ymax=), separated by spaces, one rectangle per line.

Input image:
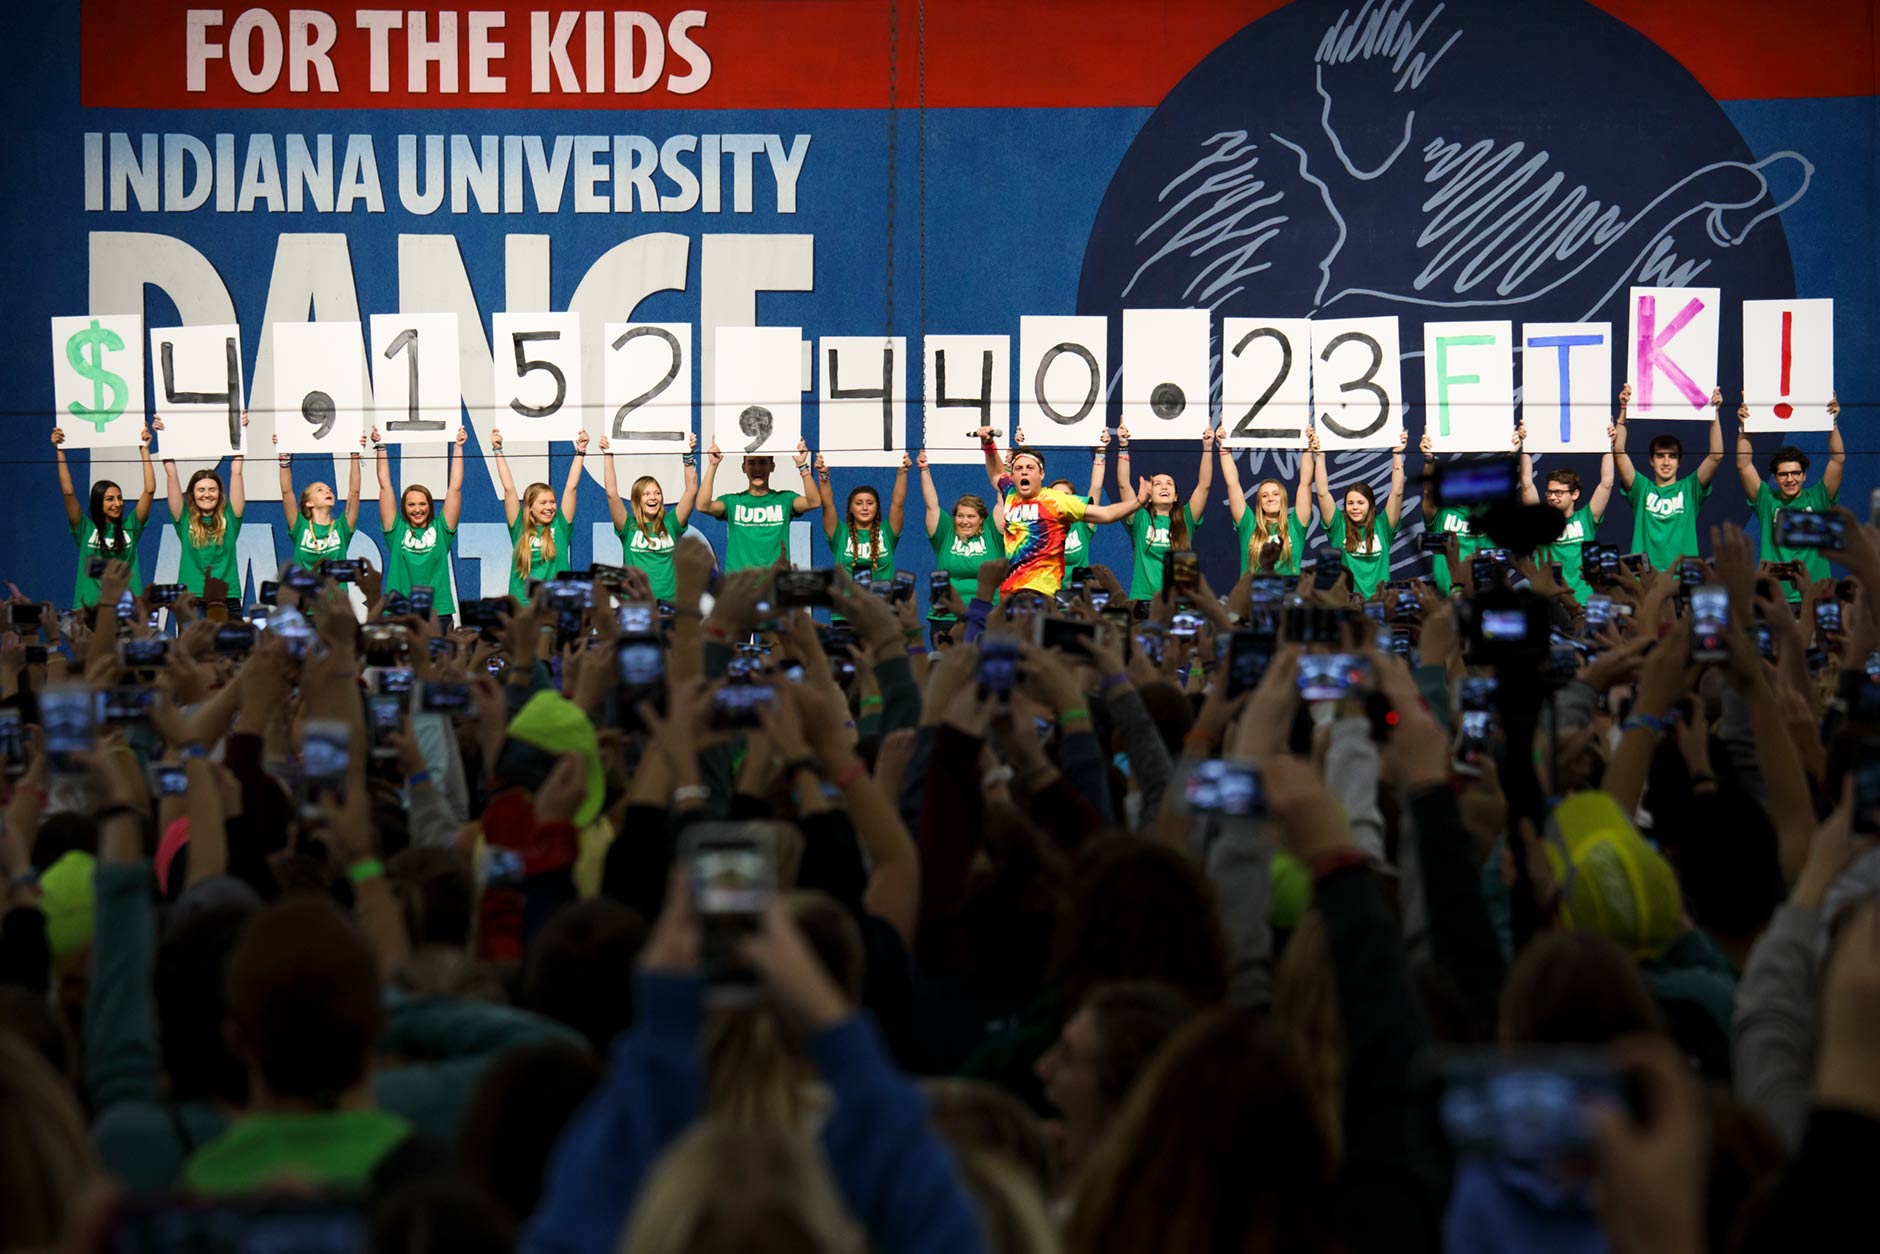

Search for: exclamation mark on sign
xmin=1774 ymin=310 xmax=1794 ymax=419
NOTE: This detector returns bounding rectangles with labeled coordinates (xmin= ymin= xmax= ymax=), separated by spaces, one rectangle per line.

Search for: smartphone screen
xmin=409 ymin=585 xmax=435 ymax=618
xmin=1816 ymin=601 xmax=1843 ymax=635
xmin=1296 ymin=654 xmax=1368 ymax=702
xmin=1182 ymin=758 xmax=1265 ymax=816
xmin=687 ymin=826 xmax=775 ymax=1001
xmin=1225 ymin=631 xmax=1273 ymax=697
xmin=977 ymin=639 xmax=1020 ymax=696
xmin=41 ymin=684 xmax=93 ymax=769
xmin=301 ymin=719 xmax=351 ymax=799
xmin=929 ymin=571 xmax=952 ymax=606
xmin=1690 ymin=586 xmax=1728 ymax=663
xmin=1168 ymin=551 xmax=1200 ymax=596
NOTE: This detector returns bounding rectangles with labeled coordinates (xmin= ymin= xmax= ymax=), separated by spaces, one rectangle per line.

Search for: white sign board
xmin=1121 ymin=308 xmax=1209 ymax=439
xmin=819 ymin=336 xmax=907 ymax=467
xmin=1521 ymin=323 xmax=1613 ymax=453
xmin=602 ymin=322 xmax=694 ymax=455
xmin=370 ymin=313 xmax=463 ymax=446
xmin=922 ymin=335 xmax=1010 ymax=466
xmin=50 ymin=314 xmax=145 ymax=449
xmin=272 ymin=323 xmax=367 ymax=455
xmin=1310 ymin=316 xmax=1403 ymax=450
xmin=151 ymin=323 xmax=246 ymax=460
xmin=1018 ymin=315 xmax=1109 ymax=448
xmin=711 ymin=325 xmax=803 ymax=458
xmin=492 ymin=312 xmax=584 ymax=443
xmin=1626 ymin=286 xmax=1719 ymax=419
xmin=1742 ymin=299 xmax=1834 ymax=433
xmin=1220 ymin=317 xmax=1311 ymax=450
xmin=1423 ymin=320 xmax=1514 ymax=453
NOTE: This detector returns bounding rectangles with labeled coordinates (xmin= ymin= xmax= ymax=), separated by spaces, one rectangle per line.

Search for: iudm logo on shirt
xmin=302 ymin=529 xmax=343 ymax=554
xmin=629 ymin=529 xmax=674 ymax=552
xmin=735 ymin=503 xmax=786 ymax=525
xmin=1646 ymin=492 xmax=1686 ymax=519
xmin=402 ymin=529 xmax=437 ymax=554
xmin=1008 ymin=503 xmax=1041 ymax=523
xmin=952 ymin=535 xmax=990 ymax=558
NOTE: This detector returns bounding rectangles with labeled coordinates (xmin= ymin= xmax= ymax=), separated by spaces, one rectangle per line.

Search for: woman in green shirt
xmin=816 ymin=451 xmax=908 ymax=581
xmin=1114 ymin=424 xmax=1215 ymax=600
xmin=377 ymin=425 xmax=468 ymax=626
xmin=1313 ymin=429 xmax=1408 ymax=602
xmin=275 ymin=432 xmax=364 ymax=574
xmin=600 ymin=432 xmax=699 ymax=602
xmin=494 ymin=427 xmax=587 ymax=603
xmin=917 ymin=449 xmax=1004 ymax=623
xmin=153 ymin=413 xmax=249 ymax=599
xmin=1218 ymin=424 xmax=1314 ymax=576
xmin=53 ymin=422 xmax=155 ymax=608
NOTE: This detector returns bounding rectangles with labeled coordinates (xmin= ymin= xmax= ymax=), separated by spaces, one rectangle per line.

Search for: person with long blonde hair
xmin=1218 ymin=425 xmax=1317 ymax=576
xmin=275 ymin=430 xmax=365 ymax=572
xmin=600 ymin=432 xmax=699 ymax=602
xmin=152 ymin=411 xmax=249 ymax=598
xmin=377 ymin=424 xmax=468 ymax=627
xmin=492 ymin=427 xmax=587 ymax=601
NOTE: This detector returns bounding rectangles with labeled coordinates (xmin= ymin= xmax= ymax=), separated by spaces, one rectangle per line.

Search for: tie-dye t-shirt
xmin=998 ymin=474 xmax=1088 ymax=598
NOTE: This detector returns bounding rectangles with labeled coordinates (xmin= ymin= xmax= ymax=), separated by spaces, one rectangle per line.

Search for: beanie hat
xmin=506 ymin=690 xmax=604 ymax=827
xmin=39 ymin=850 xmax=97 ymax=959
xmin=1542 ymin=792 xmax=1682 ymax=961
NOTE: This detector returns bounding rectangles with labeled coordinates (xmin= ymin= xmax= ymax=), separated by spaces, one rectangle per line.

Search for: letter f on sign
xmin=1635 ymin=295 xmax=1709 ymax=413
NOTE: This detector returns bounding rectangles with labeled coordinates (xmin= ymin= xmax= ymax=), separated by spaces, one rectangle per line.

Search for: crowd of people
xmin=2 ymin=391 xmax=1877 ymax=1254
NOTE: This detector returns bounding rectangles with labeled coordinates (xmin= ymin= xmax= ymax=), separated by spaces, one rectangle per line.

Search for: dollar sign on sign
xmin=66 ymin=319 xmax=128 ymax=433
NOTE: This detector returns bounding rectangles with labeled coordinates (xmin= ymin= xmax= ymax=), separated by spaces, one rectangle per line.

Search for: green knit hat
xmin=1542 ymin=791 xmax=1682 ymax=961
xmin=40 ymin=850 xmax=97 ymax=959
xmin=506 ymin=690 xmax=605 ymax=827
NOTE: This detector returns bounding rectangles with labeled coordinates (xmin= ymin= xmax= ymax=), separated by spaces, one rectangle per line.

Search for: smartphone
xmin=1312 ymin=557 xmax=1344 ymax=592
xmin=1283 ymin=603 xmax=1340 ymax=646
xmin=1619 ymin=553 xmax=1648 ymax=574
xmin=1170 ymin=611 xmax=1204 ymax=639
xmin=1816 ymin=601 xmax=1843 ymax=635
xmin=1438 ymin=1051 xmax=1635 ymax=1162
xmin=39 ymin=685 xmax=92 ymax=772
xmin=408 ymin=585 xmax=435 ymax=619
xmin=774 ymin=569 xmax=836 ymax=609
xmin=1754 ymin=620 xmax=1775 ymax=660
xmin=382 ymin=591 xmax=411 ymax=620
xmin=257 ymin=580 xmax=279 ymax=607
xmin=1435 ymin=458 xmax=1518 ymax=507
xmin=492 ymin=737 xmax=561 ymax=793
xmin=0 ymin=708 xmax=22 ymax=774
xmin=145 ymin=584 xmax=185 ymax=607
xmin=1387 ymin=624 xmax=1414 ymax=657
xmin=1101 ymin=607 xmax=1131 ymax=638
xmin=374 ymin=666 xmax=415 ymax=695
xmin=418 ymin=681 xmax=471 ymax=714
xmin=1251 ymin=576 xmax=1291 ymax=602
xmin=459 ymin=598 xmax=507 ymax=631
xmin=365 ymin=693 xmax=403 ymax=758
xmin=1037 ymin=616 xmax=1102 ymax=652
xmin=709 ymin=682 xmax=775 ymax=731
xmin=88 ymin=556 xmax=109 ymax=579
xmin=1677 ymin=558 xmax=1705 ymax=589
xmin=1296 ymin=653 xmax=1369 ymax=701
xmin=319 ymin=558 xmax=361 ymax=582
xmin=1777 ymin=509 xmax=1845 ymax=551
xmin=977 ymin=637 xmax=1020 ymax=698
xmin=1690 ymin=586 xmax=1729 ymax=664
xmin=1454 ymin=708 xmax=1493 ymax=776
xmin=1225 ymin=630 xmax=1274 ymax=698
xmin=1478 ymin=608 xmax=1529 ymax=643
xmin=1363 ymin=603 xmax=1387 ymax=625
xmin=1460 ymin=676 xmax=1499 ymax=711
xmin=265 ymin=606 xmax=314 ymax=661
xmin=209 ymin=623 xmax=255 ymax=656
xmin=1181 ymin=758 xmax=1265 ymax=816
xmin=427 ymin=637 xmax=452 ymax=660
xmin=1391 ymin=589 xmax=1423 ymax=622
xmin=683 ymin=823 xmax=776 ymax=1003
xmin=117 ymin=638 xmax=170 ymax=669
xmin=1470 ymin=554 xmax=1500 ymax=588
xmin=23 ymin=645 xmax=47 ymax=665
xmin=1420 ymin=530 xmax=1452 ymax=554
xmin=1584 ymin=596 xmax=1613 ymax=631
xmin=879 ymin=571 xmax=918 ymax=604
xmin=284 ymin=567 xmax=319 ymax=594
xmin=149 ymin=763 xmax=190 ymax=797
xmin=481 ymin=846 xmax=527 ymax=891
xmin=543 ymin=578 xmax=591 ymax=611
xmin=1167 ymin=551 xmax=1200 ymax=597
xmin=360 ymin=624 xmax=409 ymax=662
xmin=615 ymin=601 xmax=657 ymax=636
xmin=95 ymin=685 xmax=154 ymax=725
xmin=300 ymin=719 xmax=351 ymax=800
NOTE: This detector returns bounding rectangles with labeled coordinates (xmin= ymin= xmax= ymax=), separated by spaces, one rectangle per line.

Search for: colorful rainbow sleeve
xmin=999 ymin=482 xmax=1086 ymax=597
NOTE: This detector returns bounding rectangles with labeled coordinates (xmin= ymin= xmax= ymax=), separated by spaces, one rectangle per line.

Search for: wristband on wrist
xmin=406 ymin=769 xmax=432 ymax=789
xmin=94 ymin=803 xmax=146 ymax=828
xmin=1689 ymin=769 xmax=1718 ymax=788
xmin=1058 ymin=707 xmax=1091 ymax=726
xmin=982 ymin=764 xmax=1015 ymax=790
xmin=1183 ymin=728 xmax=1219 ymax=749
xmin=832 ymin=759 xmax=868 ymax=790
xmin=859 ymin=695 xmax=884 ymax=709
xmin=347 ymin=858 xmax=385 ymax=886
xmin=180 ymin=743 xmax=211 ymax=760
xmin=15 ymin=784 xmax=46 ymax=805
xmin=908 ymin=645 xmax=930 ymax=656
xmin=672 ymin=784 xmax=711 ymax=806
xmin=1620 ymin=713 xmax=1668 ymax=736
xmin=1099 ymin=672 xmax=1131 ymax=691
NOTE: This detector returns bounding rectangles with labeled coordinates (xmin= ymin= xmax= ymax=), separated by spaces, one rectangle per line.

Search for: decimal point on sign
xmin=1150 ymin=383 xmax=1186 ymax=420
xmin=739 ymin=405 xmax=774 ymax=453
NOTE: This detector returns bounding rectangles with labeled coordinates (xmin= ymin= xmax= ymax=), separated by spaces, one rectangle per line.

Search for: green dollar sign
xmin=66 ymin=319 xmax=128 ymax=434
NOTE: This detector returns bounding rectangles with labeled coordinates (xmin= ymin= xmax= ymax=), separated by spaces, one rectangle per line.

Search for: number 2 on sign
xmin=610 ymin=326 xmax=685 ymax=442
xmin=1229 ymin=326 xmax=1299 ymax=439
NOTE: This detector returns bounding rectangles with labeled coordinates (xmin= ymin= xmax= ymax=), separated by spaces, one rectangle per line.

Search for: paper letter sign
xmin=1743 ymin=299 xmax=1834 ymax=433
xmin=151 ymin=324 xmax=246 ymax=460
xmin=602 ymin=323 xmax=693 ymax=454
xmin=1627 ymin=287 xmax=1719 ymax=419
xmin=819 ymin=337 xmax=907 ymax=468
xmin=1310 ymin=317 xmax=1402 ymax=450
xmin=922 ymin=335 xmax=1010 ymax=465
xmin=273 ymin=323 xmax=367 ymax=455
xmin=1423 ymin=321 xmax=1513 ymax=453
xmin=1220 ymin=318 xmax=1310 ymax=450
xmin=711 ymin=326 xmax=802 ymax=458
xmin=1019 ymin=316 xmax=1109 ymax=447
xmin=51 ymin=314 xmax=145 ymax=450
xmin=1122 ymin=309 xmax=1209 ymax=439
xmin=371 ymin=313 xmax=462 ymax=446
xmin=1520 ymin=324 xmax=1613 ymax=453
xmin=493 ymin=312 xmax=583 ymax=442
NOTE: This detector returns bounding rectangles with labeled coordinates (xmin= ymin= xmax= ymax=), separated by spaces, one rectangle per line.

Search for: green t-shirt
xmin=1127 ymin=504 xmax=1201 ymax=600
xmin=506 ymin=512 xmax=573 ymax=601
xmin=1753 ymin=480 xmax=1836 ymax=600
xmin=1060 ymin=497 xmax=1094 ymax=572
xmin=289 ymin=513 xmax=353 ymax=573
xmin=1627 ymin=474 xmax=1710 ymax=572
xmin=929 ymin=515 xmax=1005 ymax=621
xmin=1541 ymin=505 xmax=1601 ymax=604
xmin=173 ymin=503 xmax=242 ymax=597
xmin=182 ymin=1109 xmax=411 ymax=1196
xmin=1428 ymin=506 xmax=1489 ymax=596
xmin=387 ymin=516 xmax=457 ymax=613
xmin=1234 ymin=509 xmax=1308 ymax=577
xmin=617 ymin=514 xmax=681 ymax=601
xmin=1326 ymin=511 xmax=1396 ymax=601
xmin=71 ymin=513 xmax=147 ymax=607
xmin=719 ymin=490 xmax=798 ymax=572
xmin=833 ymin=521 xmax=899 ymax=581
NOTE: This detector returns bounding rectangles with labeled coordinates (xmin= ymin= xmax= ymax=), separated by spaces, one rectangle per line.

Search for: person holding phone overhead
xmin=977 ymin=426 xmax=1139 ymax=600
xmin=377 ymin=425 xmax=468 ymax=628
xmin=815 ymin=451 xmax=908 ymax=582
xmin=917 ymin=448 xmax=1005 ymax=625
xmin=1518 ymin=419 xmax=1616 ymax=607
xmin=493 ymin=427 xmax=587 ymax=602
xmin=1114 ymin=425 xmax=1216 ymax=600
xmin=151 ymin=411 xmax=250 ymax=598
xmin=599 ymin=432 xmax=700 ymax=602
xmin=53 ymin=421 xmax=155 ymax=607
xmin=1613 ymin=383 xmax=1726 ymax=571
xmin=696 ymin=437 xmax=821 ymax=572
xmin=275 ymin=431 xmax=366 ymax=573
xmin=1218 ymin=426 xmax=1315 ymax=576
xmin=1313 ymin=428 xmax=1408 ymax=601
xmin=1737 ymin=391 xmax=1843 ymax=601
xmin=1418 ymin=428 xmax=1523 ymax=595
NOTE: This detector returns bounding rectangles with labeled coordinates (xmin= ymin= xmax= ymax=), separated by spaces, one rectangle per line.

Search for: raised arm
xmin=560 ymin=429 xmax=588 ymax=523
xmin=1384 ymin=429 xmax=1408 ymax=527
xmin=1114 ymin=427 xmax=1139 ymax=507
xmin=134 ymin=428 xmax=156 ymax=525
xmin=374 ymin=428 xmax=397 ymax=530
xmin=598 ymin=437 xmax=629 ymax=531
xmin=50 ymin=429 xmax=82 ymax=529
xmin=492 ymin=428 xmax=520 ymax=524
xmin=1517 ymin=428 xmax=1540 ymax=505
xmin=1295 ymin=429 xmax=1319 ymax=525
xmin=917 ymin=449 xmax=941 ymax=536
xmin=344 ymin=439 xmax=364 ymax=530
xmin=441 ymin=424 xmax=467 ymax=529
xmin=1088 ymin=431 xmax=1110 ymax=502
xmin=1612 ymin=385 xmax=1637 ymax=492
xmin=277 ymin=442 xmax=300 ymax=527
xmin=1312 ymin=433 xmax=1337 ymax=523
xmin=697 ymin=441 xmax=726 ymax=518
xmin=973 ymin=425 xmax=1003 ymax=489
xmin=1588 ymin=447 xmax=1616 ymax=520
xmin=1216 ymin=427 xmax=1247 ymax=524
xmin=1187 ymin=426 xmax=1216 ymax=520
xmin=673 ymin=432 xmax=700 ymax=527
xmin=791 ymin=440 xmax=821 ymax=515
xmin=1824 ymin=393 xmax=1845 ymax=499
xmin=1420 ymin=432 xmax=1442 ymax=519
xmin=1694 ymin=388 xmax=1726 ymax=488
xmin=815 ymin=453 xmax=837 ymax=539
xmin=888 ymin=455 xmax=909 ymax=535
xmin=160 ymin=425 xmax=183 ymax=519
xmin=1735 ymin=397 xmax=1763 ymax=500
xmin=1082 ymin=494 xmax=1143 ymax=526
xmin=227 ymin=450 xmax=246 ymax=518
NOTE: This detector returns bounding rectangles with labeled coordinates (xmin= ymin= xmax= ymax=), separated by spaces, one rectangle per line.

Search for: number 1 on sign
xmin=369 ymin=313 xmax=461 ymax=446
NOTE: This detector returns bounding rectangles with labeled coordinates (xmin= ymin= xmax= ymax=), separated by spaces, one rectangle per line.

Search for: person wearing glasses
xmin=1736 ymin=392 xmax=1843 ymax=602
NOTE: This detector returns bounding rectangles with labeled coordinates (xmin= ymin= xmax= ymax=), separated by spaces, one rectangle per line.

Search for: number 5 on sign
xmin=50 ymin=314 xmax=146 ymax=450
xmin=602 ymin=323 xmax=692 ymax=455
xmin=1310 ymin=316 xmax=1403 ymax=451
xmin=493 ymin=312 xmax=583 ymax=441
xmin=1220 ymin=317 xmax=1310 ymax=449
xmin=273 ymin=323 xmax=366 ymax=455
xmin=370 ymin=313 xmax=462 ymax=446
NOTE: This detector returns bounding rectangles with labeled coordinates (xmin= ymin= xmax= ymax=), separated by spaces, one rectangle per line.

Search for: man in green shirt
xmin=1518 ymin=423 xmax=1615 ymax=605
xmin=1614 ymin=382 xmax=1725 ymax=571
xmin=698 ymin=437 xmax=821 ymax=571
xmin=1736 ymin=392 xmax=1844 ymax=602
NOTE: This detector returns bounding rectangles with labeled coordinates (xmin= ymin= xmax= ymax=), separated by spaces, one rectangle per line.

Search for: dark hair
xmin=156 ymin=902 xmax=254 ymax=1105
xmin=843 ymin=485 xmax=885 ymax=562
xmin=225 ymin=896 xmax=383 ymax=1104
xmin=1498 ymin=931 xmax=1666 ymax=1046
xmin=87 ymin=480 xmax=130 ymax=557
xmin=457 ymin=1040 xmax=603 ymax=1227
xmin=519 ymin=900 xmax=649 ymax=1051
xmin=1649 ymin=433 xmax=1684 ymax=458
xmin=1011 ymin=446 xmax=1046 ymax=473
xmin=1055 ymin=837 xmax=1228 ymax=1010
xmin=1079 ymin=981 xmax=1197 ymax=1106
xmin=1135 ymin=681 xmax=1195 ymax=754
xmin=388 ymin=848 xmax=475 ymax=950
xmin=1340 ymin=481 xmax=1379 ymax=550
xmin=1545 ymin=468 xmax=1583 ymax=495
xmin=1767 ymin=446 xmax=1810 ymax=476
xmin=29 ymin=814 xmax=96 ymax=874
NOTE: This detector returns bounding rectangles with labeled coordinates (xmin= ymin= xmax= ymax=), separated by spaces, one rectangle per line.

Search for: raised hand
xmin=489 ymin=428 xmax=505 ymax=452
xmin=707 ymin=440 xmax=723 ymax=465
xmin=1200 ymin=426 xmax=1215 ymax=449
xmin=916 ymin=448 xmax=929 ymax=470
xmin=50 ymin=428 xmax=64 ymax=446
xmin=573 ymin=429 xmax=590 ymax=455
